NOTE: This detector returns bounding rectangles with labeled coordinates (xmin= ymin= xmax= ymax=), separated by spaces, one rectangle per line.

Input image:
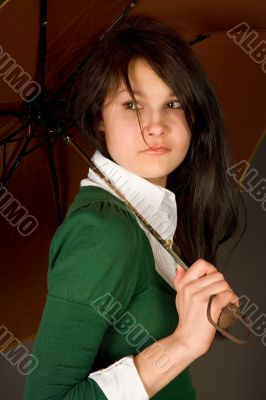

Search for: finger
xmin=209 ymin=290 xmax=240 ymax=319
xmin=196 ymin=271 xmax=226 ymax=288
xmin=173 ymin=265 xmax=186 ymax=286
xmin=180 ymin=258 xmax=217 ymax=285
xmin=193 ymin=280 xmax=231 ymax=300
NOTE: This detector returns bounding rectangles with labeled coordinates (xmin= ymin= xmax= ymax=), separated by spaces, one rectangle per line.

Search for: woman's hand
xmin=172 ymin=258 xmax=239 ymax=356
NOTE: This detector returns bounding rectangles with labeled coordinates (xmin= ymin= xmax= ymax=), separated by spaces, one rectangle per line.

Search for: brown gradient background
xmin=0 ymin=0 xmax=265 ymax=350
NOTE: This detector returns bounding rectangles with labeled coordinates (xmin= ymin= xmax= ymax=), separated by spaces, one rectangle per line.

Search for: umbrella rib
xmin=24 ymin=132 xmax=59 ymax=156
xmin=1 ymin=142 xmax=6 ymax=183
xmin=0 ymin=124 xmax=37 ymax=188
xmin=189 ymin=33 xmax=212 ymax=46
xmin=189 ymin=29 xmax=266 ymax=46
xmin=4 ymin=133 xmax=44 ymax=144
xmin=53 ymin=0 xmax=140 ymax=98
xmin=44 ymin=126 xmax=62 ymax=225
xmin=0 ymin=110 xmax=26 ymax=117
xmin=0 ymin=122 xmax=30 ymax=146
xmin=98 ymin=0 xmax=140 ymax=42
xmin=39 ymin=0 xmax=48 ymax=93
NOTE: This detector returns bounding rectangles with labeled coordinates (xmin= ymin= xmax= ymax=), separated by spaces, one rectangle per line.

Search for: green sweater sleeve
xmin=23 ymin=200 xmax=141 ymax=400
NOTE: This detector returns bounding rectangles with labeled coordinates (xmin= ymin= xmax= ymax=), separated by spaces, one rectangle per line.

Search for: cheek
xmin=177 ymin=134 xmax=191 ymax=155
xmin=105 ymin=125 xmax=136 ymax=157
xmin=172 ymin=115 xmax=191 ymax=146
xmin=108 ymin=120 xmax=139 ymax=145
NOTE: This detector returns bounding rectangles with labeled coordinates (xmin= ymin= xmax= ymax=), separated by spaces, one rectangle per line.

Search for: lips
xmin=140 ymin=145 xmax=170 ymax=152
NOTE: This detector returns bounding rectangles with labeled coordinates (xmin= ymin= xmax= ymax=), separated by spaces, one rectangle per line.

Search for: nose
xmin=142 ymin=109 xmax=167 ymax=137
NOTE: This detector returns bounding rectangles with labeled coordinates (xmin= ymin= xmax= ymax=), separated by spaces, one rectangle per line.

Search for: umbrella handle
xmin=207 ymin=295 xmax=252 ymax=344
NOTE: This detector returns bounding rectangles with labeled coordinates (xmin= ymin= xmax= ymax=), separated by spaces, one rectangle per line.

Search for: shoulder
xmin=51 ymin=186 xmax=139 ymax=254
xmin=47 ymin=187 xmax=143 ymax=306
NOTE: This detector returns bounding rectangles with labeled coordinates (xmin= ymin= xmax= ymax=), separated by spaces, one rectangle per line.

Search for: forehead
xmin=106 ymin=58 xmax=175 ymax=101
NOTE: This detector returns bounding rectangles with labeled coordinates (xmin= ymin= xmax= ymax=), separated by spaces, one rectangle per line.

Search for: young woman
xmin=24 ymin=15 xmax=245 ymax=400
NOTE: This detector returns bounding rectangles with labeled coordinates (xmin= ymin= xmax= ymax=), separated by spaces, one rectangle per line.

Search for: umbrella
xmin=0 ymin=0 xmax=265 ymax=344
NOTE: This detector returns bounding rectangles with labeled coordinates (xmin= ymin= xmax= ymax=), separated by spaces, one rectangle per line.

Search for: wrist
xmin=171 ymin=329 xmax=207 ymax=360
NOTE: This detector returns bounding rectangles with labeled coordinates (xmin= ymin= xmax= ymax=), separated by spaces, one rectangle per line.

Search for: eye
xmin=123 ymin=101 xmax=142 ymax=111
xmin=168 ymin=100 xmax=182 ymax=109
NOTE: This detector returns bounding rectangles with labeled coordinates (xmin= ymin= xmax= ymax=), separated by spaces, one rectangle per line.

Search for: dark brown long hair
xmin=74 ymin=14 xmax=246 ymax=267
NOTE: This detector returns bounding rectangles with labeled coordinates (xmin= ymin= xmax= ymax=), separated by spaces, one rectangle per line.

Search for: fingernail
xmin=175 ymin=264 xmax=180 ymax=273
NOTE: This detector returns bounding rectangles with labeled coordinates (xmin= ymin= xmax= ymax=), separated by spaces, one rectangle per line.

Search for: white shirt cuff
xmin=88 ymin=355 xmax=149 ymax=400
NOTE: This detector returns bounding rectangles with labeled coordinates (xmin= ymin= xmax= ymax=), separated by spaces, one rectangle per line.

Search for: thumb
xmin=173 ymin=264 xmax=186 ymax=286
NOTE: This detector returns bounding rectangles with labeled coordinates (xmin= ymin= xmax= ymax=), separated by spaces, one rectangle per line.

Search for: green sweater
xmin=23 ymin=186 xmax=196 ymax=399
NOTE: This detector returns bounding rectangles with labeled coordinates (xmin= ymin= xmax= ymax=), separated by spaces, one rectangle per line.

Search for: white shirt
xmin=81 ymin=149 xmax=179 ymax=400
xmin=80 ymin=149 xmax=179 ymax=289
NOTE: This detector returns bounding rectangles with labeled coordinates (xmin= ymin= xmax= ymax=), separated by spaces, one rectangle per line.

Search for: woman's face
xmin=98 ymin=58 xmax=192 ymax=188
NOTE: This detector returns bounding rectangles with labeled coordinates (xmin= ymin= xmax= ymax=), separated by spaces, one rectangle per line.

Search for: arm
xmin=134 ymin=257 xmax=240 ymax=399
xmin=133 ymin=333 xmax=199 ymax=398
xmin=24 ymin=200 xmax=198 ymax=400
xmin=23 ymin=294 xmax=111 ymax=400
xmin=23 ymin=200 xmax=147 ymax=400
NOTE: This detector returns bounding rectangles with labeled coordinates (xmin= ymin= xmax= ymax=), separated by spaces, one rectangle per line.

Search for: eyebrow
xmin=118 ymin=89 xmax=177 ymax=97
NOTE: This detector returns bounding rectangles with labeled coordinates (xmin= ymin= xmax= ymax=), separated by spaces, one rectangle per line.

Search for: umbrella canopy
xmin=0 ymin=0 xmax=265 ymax=342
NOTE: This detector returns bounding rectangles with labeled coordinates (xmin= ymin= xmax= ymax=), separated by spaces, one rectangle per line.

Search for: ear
xmin=97 ymin=119 xmax=104 ymax=131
